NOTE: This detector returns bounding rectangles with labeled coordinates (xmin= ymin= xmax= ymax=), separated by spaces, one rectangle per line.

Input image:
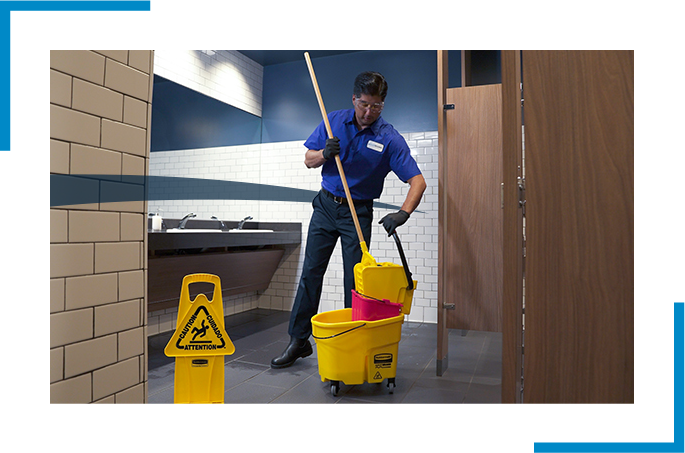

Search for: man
xmin=270 ymin=71 xmax=426 ymax=368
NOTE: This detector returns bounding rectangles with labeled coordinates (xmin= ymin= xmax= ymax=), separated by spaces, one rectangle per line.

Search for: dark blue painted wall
xmin=150 ymin=76 xmax=262 ymax=151
xmin=261 ymin=50 xmax=438 ymax=143
xmin=150 ymin=50 xmax=501 ymax=151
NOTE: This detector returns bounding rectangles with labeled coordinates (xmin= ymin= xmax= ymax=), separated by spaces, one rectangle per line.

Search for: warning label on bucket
xmin=374 ymin=353 xmax=393 ymax=369
xmin=164 ymin=304 xmax=235 ymax=357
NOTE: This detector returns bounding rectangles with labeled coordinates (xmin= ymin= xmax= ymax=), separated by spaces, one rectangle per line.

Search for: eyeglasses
xmin=354 ymin=98 xmax=384 ymax=112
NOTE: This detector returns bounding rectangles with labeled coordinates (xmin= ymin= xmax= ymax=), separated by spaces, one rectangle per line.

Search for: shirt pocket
xmin=356 ymin=138 xmax=386 ymax=168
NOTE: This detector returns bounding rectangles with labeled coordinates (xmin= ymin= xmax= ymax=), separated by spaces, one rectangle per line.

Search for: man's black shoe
xmin=271 ymin=337 xmax=312 ymax=369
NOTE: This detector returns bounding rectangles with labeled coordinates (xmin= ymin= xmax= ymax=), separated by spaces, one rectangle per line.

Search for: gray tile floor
xmin=148 ymin=308 xmax=502 ymax=403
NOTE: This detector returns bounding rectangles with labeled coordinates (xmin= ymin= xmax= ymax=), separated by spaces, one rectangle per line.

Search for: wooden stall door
xmin=442 ymin=84 xmax=503 ymax=333
xmin=522 ymin=50 xmax=634 ymax=403
xmin=438 ymin=83 xmax=504 ymax=377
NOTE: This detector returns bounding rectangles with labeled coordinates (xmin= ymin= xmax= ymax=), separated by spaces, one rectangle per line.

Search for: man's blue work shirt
xmin=304 ymin=109 xmax=422 ymax=201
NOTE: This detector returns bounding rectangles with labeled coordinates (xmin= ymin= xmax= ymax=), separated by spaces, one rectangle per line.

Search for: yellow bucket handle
xmin=312 ymin=323 xmax=366 ymax=340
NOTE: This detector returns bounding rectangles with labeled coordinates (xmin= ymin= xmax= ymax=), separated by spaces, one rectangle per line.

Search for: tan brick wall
xmin=50 ymin=50 xmax=153 ymax=403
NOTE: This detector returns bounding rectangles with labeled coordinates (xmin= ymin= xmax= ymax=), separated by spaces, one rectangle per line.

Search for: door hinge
xmin=443 ymin=104 xmax=455 ymax=110
xmin=517 ymin=177 xmax=526 ymax=208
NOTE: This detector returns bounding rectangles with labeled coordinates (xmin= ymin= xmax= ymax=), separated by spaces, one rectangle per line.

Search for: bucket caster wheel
xmin=330 ymin=381 xmax=340 ymax=396
xmin=387 ymin=378 xmax=396 ymax=394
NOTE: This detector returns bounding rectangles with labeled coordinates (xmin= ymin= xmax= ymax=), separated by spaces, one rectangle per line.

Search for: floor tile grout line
xmin=400 ymin=346 xmax=439 ymax=404
xmin=268 ymin=373 xmax=324 ymax=403
xmin=222 ymin=363 xmax=272 ymax=396
xmin=223 ymin=352 xmax=323 ymax=403
xmin=464 ymin=335 xmax=489 ymax=401
xmin=148 ymin=384 xmax=173 ymax=397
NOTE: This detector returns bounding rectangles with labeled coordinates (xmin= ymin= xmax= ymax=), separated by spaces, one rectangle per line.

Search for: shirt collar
xmin=344 ymin=108 xmax=384 ymax=134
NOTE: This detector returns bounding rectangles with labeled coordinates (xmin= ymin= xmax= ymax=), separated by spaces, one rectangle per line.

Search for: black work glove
xmin=379 ymin=210 xmax=410 ymax=236
xmin=323 ymin=137 xmax=340 ymax=160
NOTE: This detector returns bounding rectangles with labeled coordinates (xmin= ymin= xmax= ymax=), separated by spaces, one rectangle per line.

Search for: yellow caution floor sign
xmin=164 ymin=274 xmax=235 ymax=403
xmin=165 ymin=295 xmax=235 ymax=357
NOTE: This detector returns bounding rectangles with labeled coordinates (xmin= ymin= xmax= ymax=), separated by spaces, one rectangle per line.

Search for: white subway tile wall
xmin=50 ymin=50 xmax=153 ymax=404
xmin=153 ymin=50 xmax=263 ymax=117
xmin=147 ymin=132 xmax=439 ymax=328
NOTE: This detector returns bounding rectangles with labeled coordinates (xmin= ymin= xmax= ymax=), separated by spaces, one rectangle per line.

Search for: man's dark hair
xmin=353 ymin=71 xmax=388 ymax=100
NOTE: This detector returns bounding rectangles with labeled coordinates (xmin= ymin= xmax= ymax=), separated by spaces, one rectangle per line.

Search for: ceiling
xmin=237 ymin=50 xmax=363 ymax=67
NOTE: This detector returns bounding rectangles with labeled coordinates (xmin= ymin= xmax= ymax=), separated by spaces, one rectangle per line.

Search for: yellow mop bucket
xmin=354 ymin=232 xmax=417 ymax=315
xmin=164 ymin=274 xmax=235 ymax=404
xmin=312 ymin=308 xmax=404 ymax=396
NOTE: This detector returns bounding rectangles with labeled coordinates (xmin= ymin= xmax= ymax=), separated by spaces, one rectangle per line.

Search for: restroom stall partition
xmin=436 ymin=50 xmax=504 ymax=382
xmin=438 ymin=50 xmax=634 ymax=403
xmin=518 ymin=50 xmax=633 ymax=403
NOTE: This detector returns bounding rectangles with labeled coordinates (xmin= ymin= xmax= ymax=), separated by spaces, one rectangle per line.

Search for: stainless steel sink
xmin=165 ymin=228 xmax=274 ymax=233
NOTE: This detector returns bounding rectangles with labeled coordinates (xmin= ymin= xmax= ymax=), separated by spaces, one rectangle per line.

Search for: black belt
xmin=321 ymin=188 xmax=373 ymax=207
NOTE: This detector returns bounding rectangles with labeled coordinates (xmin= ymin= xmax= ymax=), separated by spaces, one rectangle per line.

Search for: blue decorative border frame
xmin=535 ymin=303 xmax=684 ymax=453
xmin=1 ymin=0 xmax=150 ymax=151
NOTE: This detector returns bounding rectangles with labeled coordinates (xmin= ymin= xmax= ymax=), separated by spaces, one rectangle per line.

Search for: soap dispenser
xmin=152 ymin=210 xmax=163 ymax=231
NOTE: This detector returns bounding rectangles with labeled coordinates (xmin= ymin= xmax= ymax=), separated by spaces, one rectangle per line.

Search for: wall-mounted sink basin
xmin=165 ymin=229 xmax=223 ymax=233
xmin=164 ymin=229 xmax=274 ymax=233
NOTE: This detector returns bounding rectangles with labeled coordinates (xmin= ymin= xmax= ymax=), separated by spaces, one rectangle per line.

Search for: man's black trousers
xmin=288 ymin=190 xmax=373 ymax=340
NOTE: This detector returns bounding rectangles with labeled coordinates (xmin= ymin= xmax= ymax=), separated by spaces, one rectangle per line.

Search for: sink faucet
xmin=238 ymin=216 xmax=253 ymax=230
xmin=211 ymin=216 xmax=227 ymax=230
xmin=178 ymin=212 xmax=196 ymax=229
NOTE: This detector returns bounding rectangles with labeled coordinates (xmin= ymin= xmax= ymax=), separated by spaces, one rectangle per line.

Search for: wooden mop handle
xmin=304 ymin=52 xmax=334 ymax=139
xmin=304 ymin=52 xmax=365 ymax=244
